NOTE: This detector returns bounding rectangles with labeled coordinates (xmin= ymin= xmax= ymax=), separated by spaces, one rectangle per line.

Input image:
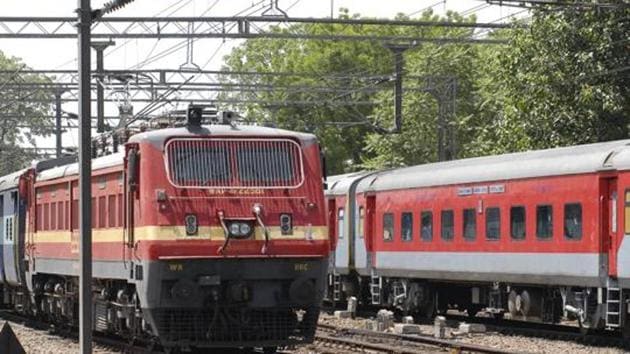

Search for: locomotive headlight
xmin=229 ymin=223 xmax=241 ymax=236
xmin=227 ymin=222 xmax=253 ymax=237
xmin=239 ymin=223 xmax=252 ymax=235
xmin=185 ymin=214 xmax=198 ymax=236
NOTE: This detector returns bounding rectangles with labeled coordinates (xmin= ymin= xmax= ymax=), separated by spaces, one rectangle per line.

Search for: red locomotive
xmin=0 ymin=111 xmax=329 ymax=352
xmin=327 ymin=140 xmax=630 ymax=337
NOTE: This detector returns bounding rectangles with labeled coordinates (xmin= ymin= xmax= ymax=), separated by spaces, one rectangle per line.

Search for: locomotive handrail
xmin=253 ymin=203 xmax=270 ymax=254
xmin=217 ymin=210 xmax=232 ymax=255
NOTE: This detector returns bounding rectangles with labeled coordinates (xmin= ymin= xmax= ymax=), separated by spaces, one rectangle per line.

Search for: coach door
xmin=604 ymin=178 xmax=619 ymax=276
xmin=354 ymin=203 xmax=368 ymax=270
xmin=327 ymin=198 xmax=336 ymax=252
xmin=3 ymin=191 xmax=21 ymax=286
xmin=333 ymin=203 xmax=349 ymax=272
xmin=356 ymin=195 xmax=376 ymax=272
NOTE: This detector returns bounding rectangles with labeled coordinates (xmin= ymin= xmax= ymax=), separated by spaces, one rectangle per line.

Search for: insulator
xmin=102 ymin=0 xmax=135 ymax=15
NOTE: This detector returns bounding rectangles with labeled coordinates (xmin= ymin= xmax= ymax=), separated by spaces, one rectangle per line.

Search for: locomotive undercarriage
xmin=0 ymin=256 xmax=327 ymax=352
xmin=329 ymin=274 xmax=630 ymax=336
xmin=139 ymin=257 xmax=327 ymax=350
xmin=3 ymin=275 xmax=149 ymax=338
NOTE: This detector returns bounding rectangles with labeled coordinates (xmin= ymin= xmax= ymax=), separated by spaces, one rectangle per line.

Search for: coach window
xmin=358 ymin=207 xmax=365 ymax=239
xmin=421 ymin=211 xmax=433 ymax=241
xmin=463 ymin=208 xmax=476 ymax=240
xmin=383 ymin=213 xmax=394 ymax=242
xmin=564 ymin=203 xmax=582 ymax=240
xmin=337 ymin=208 xmax=345 ymax=240
xmin=486 ymin=207 xmax=500 ymax=240
xmin=536 ymin=205 xmax=553 ymax=239
xmin=401 ymin=212 xmax=413 ymax=242
xmin=441 ymin=210 xmax=454 ymax=241
xmin=510 ymin=206 xmax=526 ymax=240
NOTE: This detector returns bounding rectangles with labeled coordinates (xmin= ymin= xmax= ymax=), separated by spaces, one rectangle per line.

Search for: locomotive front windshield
xmin=166 ymin=138 xmax=304 ymax=188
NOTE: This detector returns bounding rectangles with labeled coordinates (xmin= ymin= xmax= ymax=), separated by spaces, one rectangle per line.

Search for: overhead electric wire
xmin=129 ymin=0 xmax=268 ymax=70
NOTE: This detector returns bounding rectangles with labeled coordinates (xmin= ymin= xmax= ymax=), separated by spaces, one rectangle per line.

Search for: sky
xmin=0 ymin=0 xmax=526 ymax=151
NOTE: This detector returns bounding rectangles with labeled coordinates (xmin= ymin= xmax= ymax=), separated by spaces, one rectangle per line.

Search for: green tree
xmin=220 ymin=9 xmax=483 ymax=173
xmin=361 ymin=10 xmax=481 ymax=169
xmin=469 ymin=4 xmax=629 ymax=156
xmin=0 ymin=51 xmax=54 ymax=174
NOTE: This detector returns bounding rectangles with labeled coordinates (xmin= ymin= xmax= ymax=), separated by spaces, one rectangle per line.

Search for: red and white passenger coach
xmin=0 ymin=119 xmax=329 ymax=352
xmin=327 ymin=140 xmax=630 ymax=337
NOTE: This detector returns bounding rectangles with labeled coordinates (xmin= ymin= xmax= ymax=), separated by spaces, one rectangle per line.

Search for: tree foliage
xmin=220 ymin=5 xmax=629 ymax=174
xmin=0 ymin=51 xmax=54 ymax=174
xmin=467 ymin=4 xmax=629 ymax=156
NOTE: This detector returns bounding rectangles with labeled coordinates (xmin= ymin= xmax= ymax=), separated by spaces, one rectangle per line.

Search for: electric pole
xmin=77 ymin=0 xmax=93 ymax=353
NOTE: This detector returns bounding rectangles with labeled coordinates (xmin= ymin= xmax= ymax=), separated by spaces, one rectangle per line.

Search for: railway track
xmin=444 ymin=313 xmax=630 ymax=349
xmin=0 ymin=309 xmax=162 ymax=353
xmin=314 ymin=322 xmax=516 ymax=354
xmin=322 ymin=303 xmax=630 ymax=352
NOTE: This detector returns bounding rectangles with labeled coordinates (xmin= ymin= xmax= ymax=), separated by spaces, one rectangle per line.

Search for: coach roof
xmin=129 ymin=124 xmax=318 ymax=148
xmin=325 ymin=171 xmax=372 ymax=196
xmin=357 ymin=139 xmax=630 ymax=193
xmin=37 ymin=153 xmax=124 ymax=182
xmin=0 ymin=169 xmax=27 ymax=192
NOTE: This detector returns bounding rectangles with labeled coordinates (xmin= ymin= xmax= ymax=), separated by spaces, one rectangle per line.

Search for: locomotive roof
xmin=128 ymin=124 xmax=318 ymax=148
xmin=37 ymin=152 xmax=124 ymax=182
xmin=353 ymin=139 xmax=630 ymax=193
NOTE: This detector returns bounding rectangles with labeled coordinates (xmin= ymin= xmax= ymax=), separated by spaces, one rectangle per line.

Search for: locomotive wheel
xmin=519 ymin=290 xmax=531 ymax=317
xmin=507 ymin=290 xmax=519 ymax=317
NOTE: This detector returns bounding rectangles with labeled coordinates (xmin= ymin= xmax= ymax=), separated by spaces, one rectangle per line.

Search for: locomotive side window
xmin=358 ymin=207 xmax=365 ymax=239
xmin=108 ymin=195 xmax=117 ymax=228
xmin=50 ymin=202 xmax=57 ymax=230
xmin=510 ymin=206 xmax=526 ymax=240
xmin=441 ymin=210 xmax=454 ymax=241
xmin=43 ymin=203 xmax=49 ymax=231
xmin=57 ymin=201 xmax=64 ymax=231
xmin=36 ymin=204 xmax=42 ymax=232
xmin=72 ymin=200 xmax=79 ymax=230
xmin=383 ymin=213 xmax=394 ymax=242
xmin=463 ymin=208 xmax=476 ymax=240
xmin=536 ymin=205 xmax=553 ymax=239
xmin=401 ymin=212 xmax=413 ymax=242
xmin=625 ymin=190 xmax=630 ymax=235
xmin=486 ymin=207 xmax=500 ymax=240
xmin=337 ymin=208 xmax=344 ymax=240
xmin=564 ymin=203 xmax=582 ymax=240
xmin=421 ymin=211 xmax=433 ymax=241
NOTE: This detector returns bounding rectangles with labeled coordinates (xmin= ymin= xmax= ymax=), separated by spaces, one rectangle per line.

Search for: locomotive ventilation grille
xmin=165 ymin=138 xmax=304 ymax=189
xmin=153 ymin=307 xmax=319 ymax=346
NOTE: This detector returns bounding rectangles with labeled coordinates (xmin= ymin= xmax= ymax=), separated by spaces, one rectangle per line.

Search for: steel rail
xmin=0 ymin=310 xmax=161 ymax=354
xmin=317 ymin=323 xmax=517 ymax=354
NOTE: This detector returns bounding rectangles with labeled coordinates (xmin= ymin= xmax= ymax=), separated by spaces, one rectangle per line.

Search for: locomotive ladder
xmin=606 ymin=277 xmax=622 ymax=328
xmin=370 ymin=268 xmax=382 ymax=305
